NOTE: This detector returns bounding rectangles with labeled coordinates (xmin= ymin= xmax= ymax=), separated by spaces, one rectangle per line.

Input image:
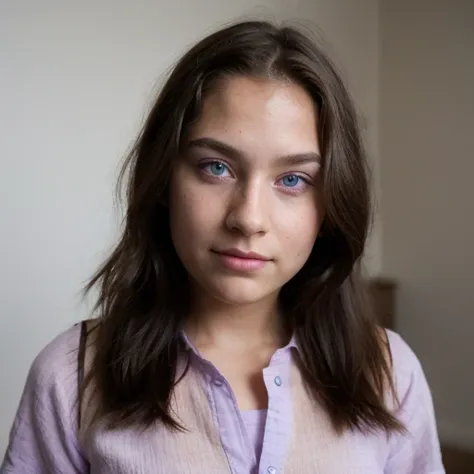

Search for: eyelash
xmin=198 ymin=160 xmax=313 ymax=193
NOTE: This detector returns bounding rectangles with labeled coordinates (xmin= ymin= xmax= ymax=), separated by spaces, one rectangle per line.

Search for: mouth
xmin=211 ymin=248 xmax=271 ymax=272
xmin=214 ymin=248 xmax=270 ymax=261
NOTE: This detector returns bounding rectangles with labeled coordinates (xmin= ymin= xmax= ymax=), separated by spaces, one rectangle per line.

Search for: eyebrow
xmin=187 ymin=137 xmax=321 ymax=166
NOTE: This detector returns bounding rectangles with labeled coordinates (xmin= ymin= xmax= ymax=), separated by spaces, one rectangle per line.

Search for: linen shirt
xmin=1 ymin=324 xmax=445 ymax=473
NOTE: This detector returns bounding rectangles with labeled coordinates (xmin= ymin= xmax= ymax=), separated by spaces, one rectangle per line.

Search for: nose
xmin=225 ymin=179 xmax=269 ymax=237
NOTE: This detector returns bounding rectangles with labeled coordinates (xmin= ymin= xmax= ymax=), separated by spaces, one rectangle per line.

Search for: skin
xmin=169 ymin=76 xmax=325 ymax=409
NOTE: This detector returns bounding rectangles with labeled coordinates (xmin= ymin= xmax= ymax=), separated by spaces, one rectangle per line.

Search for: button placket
xmin=259 ymin=356 xmax=293 ymax=474
xmin=207 ymin=366 xmax=256 ymax=472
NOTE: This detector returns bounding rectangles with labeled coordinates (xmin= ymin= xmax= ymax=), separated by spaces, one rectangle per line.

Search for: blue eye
xmin=203 ymin=161 xmax=229 ymax=176
xmin=281 ymin=175 xmax=301 ymax=187
xmin=210 ymin=162 xmax=226 ymax=175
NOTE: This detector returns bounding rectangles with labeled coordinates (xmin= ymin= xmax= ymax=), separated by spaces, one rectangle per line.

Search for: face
xmin=169 ymin=76 xmax=324 ymax=307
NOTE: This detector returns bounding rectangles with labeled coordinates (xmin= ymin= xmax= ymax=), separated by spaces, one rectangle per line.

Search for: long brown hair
xmin=85 ymin=20 xmax=402 ymax=435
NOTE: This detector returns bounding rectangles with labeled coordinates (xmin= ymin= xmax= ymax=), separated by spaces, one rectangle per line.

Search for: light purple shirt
xmin=241 ymin=409 xmax=267 ymax=468
xmin=1 ymin=324 xmax=445 ymax=473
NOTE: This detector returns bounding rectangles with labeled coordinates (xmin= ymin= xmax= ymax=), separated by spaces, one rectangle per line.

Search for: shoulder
xmin=27 ymin=323 xmax=83 ymax=394
xmin=2 ymin=324 xmax=92 ymax=471
xmin=385 ymin=329 xmax=422 ymax=375
xmin=384 ymin=329 xmax=433 ymax=413
xmin=382 ymin=334 xmax=444 ymax=470
xmin=24 ymin=321 xmax=99 ymax=424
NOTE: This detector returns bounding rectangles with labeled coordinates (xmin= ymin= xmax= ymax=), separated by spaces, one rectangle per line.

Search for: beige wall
xmin=380 ymin=0 xmax=474 ymax=450
xmin=0 ymin=0 xmax=380 ymax=455
xmin=7 ymin=0 xmax=472 ymax=457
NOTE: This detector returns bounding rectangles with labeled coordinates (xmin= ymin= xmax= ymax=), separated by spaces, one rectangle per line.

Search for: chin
xmin=203 ymin=278 xmax=278 ymax=306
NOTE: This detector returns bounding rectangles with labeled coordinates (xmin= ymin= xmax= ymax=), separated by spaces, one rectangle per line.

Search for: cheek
xmin=170 ymin=192 xmax=199 ymax=245
xmin=278 ymin=202 xmax=323 ymax=261
xmin=169 ymin=174 xmax=221 ymax=245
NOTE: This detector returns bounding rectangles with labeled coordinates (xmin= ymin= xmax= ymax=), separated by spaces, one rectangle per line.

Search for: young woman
xmin=1 ymin=21 xmax=445 ymax=473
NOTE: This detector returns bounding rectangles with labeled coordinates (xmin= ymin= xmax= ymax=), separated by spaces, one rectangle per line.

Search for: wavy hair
xmin=85 ymin=20 xmax=403 ymax=435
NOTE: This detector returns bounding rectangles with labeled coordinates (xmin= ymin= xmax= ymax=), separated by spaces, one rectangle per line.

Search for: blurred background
xmin=1 ymin=0 xmax=473 ymax=470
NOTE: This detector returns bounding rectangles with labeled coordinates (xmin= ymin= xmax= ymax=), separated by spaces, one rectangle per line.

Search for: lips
xmin=215 ymin=248 xmax=270 ymax=261
xmin=211 ymin=248 xmax=270 ymax=272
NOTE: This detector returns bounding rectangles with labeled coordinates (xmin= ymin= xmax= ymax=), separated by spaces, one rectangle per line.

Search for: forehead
xmin=188 ymin=76 xmax=320 ymax=156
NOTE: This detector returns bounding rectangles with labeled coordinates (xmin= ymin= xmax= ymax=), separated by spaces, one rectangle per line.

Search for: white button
xmin=274 ymin=376 xmax=282 ymax=386
xmin=213 ymin=378 xmax=223 ymax=387
xmin=267 ymin=467 xmax=277 ymax=474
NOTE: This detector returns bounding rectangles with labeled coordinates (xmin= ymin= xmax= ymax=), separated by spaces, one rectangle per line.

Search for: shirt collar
xmin=178 ymin=330 xmax=299 ymax=359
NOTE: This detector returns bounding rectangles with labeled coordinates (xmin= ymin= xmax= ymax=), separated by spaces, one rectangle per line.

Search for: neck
xmin=185 ymin=291 xmax=288 ymax=351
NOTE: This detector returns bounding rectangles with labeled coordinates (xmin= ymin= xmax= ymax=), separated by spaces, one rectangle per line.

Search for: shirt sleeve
xmin=385 ymin=332 xmax=445 ymax=474
xmin=1 ymin=327 xmax=89 ymax=474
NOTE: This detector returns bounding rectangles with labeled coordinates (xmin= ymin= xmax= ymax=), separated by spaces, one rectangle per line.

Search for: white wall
xmin=380 ymin=0 xmax=474 ymax=450
xmin=0 ymin=0 xmax=380 ymax=454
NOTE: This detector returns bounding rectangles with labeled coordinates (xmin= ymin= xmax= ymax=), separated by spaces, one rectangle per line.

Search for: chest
xmin=198 ymin=345 xmax=275 ymax=410
xmin=84 ymin=361 xmax=390 ymax=474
